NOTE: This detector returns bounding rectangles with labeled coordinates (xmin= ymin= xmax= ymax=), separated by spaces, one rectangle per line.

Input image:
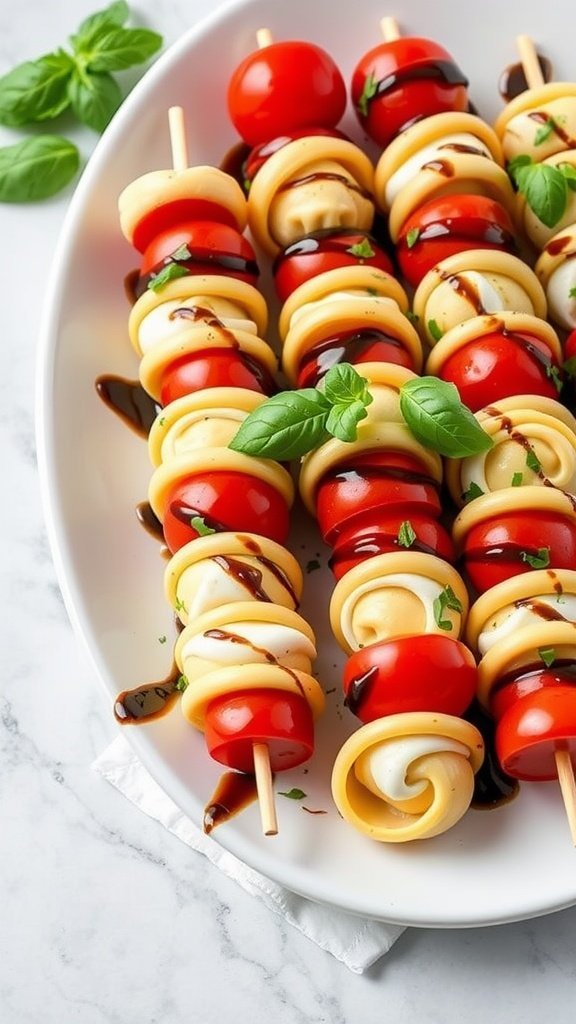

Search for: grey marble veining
xmin=3 ymin=0 xmax=576 ymax=1021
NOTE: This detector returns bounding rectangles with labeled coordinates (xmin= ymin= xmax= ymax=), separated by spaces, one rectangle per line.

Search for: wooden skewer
xmin=256 ymin=27 xmax=273 ymax=49
xmin=168 ymin=106 xmax=188 ymax=172
xmin=253 ymin=742 xmax=278 ymax=836
xmin=555 ymin=747 xmax=576 ymax=846
xmin=516 ymin=34 xmax=545 ymax=91
xmin=167 ymin=103 xmax=278 ymax=839
xmin=380 ymin=16 xmax=400 ymax=42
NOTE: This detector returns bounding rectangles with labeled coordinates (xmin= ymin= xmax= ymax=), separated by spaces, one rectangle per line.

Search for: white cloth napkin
xmin=93 ymin=737 xmax=405 ymax=973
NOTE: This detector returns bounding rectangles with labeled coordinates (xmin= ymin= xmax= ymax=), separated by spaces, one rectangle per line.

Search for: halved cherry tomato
xmin=490 ymin=662 xmax=576 ymax=721
xmin=159 ymin=349 xmax=276 ymax=405
xmin=330 ymin=512 xmax=455 ymax=579
xmin=351 ymin=37 xmax=469 ymax=148
xmin=205 ymin=688 xmax=314 ymax=773
xmin=396 ymin=196 xmax=516 ymax=288
xmin=438 ymin=329 xmax=560 ymax=412
xmin=343 ymin=635 xmax=477 ymax=722
xmin=462 ymin=511 xmax=576 ymax=594
xmin=228 ymin=41 xmax=347 ymax=146
xmin=140 ymin=220 xmax=259 ymax=287
xmin=273 ymin=229 xmax=394 ymax=303
xmin=163 ymin=472 xmax=290 ymax=552
xmin=496 ymin=685 xmax=576 ymax=781
xmin=296 ymin=329 xmax=414 ymax=388
xmin=132 ymin=200 xmax=238 ymax=253
xmin=316 ymin=451 xmax=441 ymax=545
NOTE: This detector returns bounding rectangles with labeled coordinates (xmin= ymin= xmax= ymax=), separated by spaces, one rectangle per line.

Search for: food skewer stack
xmin=360 ymin=22 xmax=576 ymax=839
xmin=116 ymin=106 xmax=326 ymax=835
xmin=226 ymin=28 xmax=487 ymax=843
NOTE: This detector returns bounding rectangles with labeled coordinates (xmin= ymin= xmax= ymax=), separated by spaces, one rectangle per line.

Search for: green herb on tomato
xmin=546 ymin=363 xmax=563 ymax=393
xmin=148 ymin=263 xmax=190 ymax=292
xmin=357 ymin=71 xmax=378 ymax=117
xmin=406 ymin=227 xmax=420 ymax=249
xmin=346 ymin=238 xmax=375 ymax=259
xmin=399 ymin=377 xmax=494 ymax=458
xmin=520 ymin=546 xmax=550 ymax=569
xmin=190 ymin=516 xmax=216 ymax=537
xmin=229 ymin=363 xmax=372 ymax=460
xmin=397 ymin=521 xmax=416 ymax=548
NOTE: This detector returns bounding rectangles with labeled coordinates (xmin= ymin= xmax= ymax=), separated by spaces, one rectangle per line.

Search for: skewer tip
xmin=515 ymin=34 xmax=545 ymax=91
xmin=256 ymin=27 xmax=273 ymax=49
xmin=380 ymin=16 xmax=400 ymax=42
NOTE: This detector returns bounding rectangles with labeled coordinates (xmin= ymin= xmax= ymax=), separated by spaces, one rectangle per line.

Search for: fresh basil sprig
xmin=399 ymin=377 xmax=494 ymax=458
xmin=0 ymin=136 xmax=79 ymax=202
xmin=229 ymin=363 xmax=372 ymax=460
xmin=508 ymin=155 xmax=576 ymax=229
xmin=0 ymin=2 xmax=161 ymax=130
xmin=0 ymin=2 xmax=162 ymax=202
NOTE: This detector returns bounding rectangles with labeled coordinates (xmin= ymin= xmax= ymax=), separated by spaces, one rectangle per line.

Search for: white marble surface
xmin=3 ymin=0 xmax=576 ymax=1020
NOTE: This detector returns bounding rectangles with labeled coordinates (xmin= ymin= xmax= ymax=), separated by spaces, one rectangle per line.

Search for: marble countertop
xmin=3 ymin=0 xmax=576 ymax=1020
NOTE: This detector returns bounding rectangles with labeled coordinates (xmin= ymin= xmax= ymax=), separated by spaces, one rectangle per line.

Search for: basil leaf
xmin=80 ymin=27 xmax=163 ymax=72
xmin=546 ymin=363 xmax=563 ymax=393
xmin=563 ymin=355 xmax=576 ymax=378
xmin=397 ymin=520 xmax=416 ymax=548
xmin=278 ymin=788 xmax=307 ymax=800
xmin=190 ymin=516 xmax=215 ymax=537
xmin=513 ymin=162 xmax=568 ymax=229
xmin=148 ymin=263 xmax=189 ymax=291
xmin=511 ymin=472 xmax=523 ymax=486
xmin=526 ymin=449 xmax=541 ymax=473
xmin=68 ymin=69 xmax=121 ymax=132
xmin=462 ymin=481 xmax=484 ymax=503
xmin=428 ymin=318 xmax=443 ymax=342
xmin=538 ymin=646 xmax=556 ymax=668
xmin=322 ymin=362 xmax=372 ymax=408
xmin=433 ymin=585 xmax=462 ymax=632
xmin=0 ymin=135 xmax=79 ymax=202
xmin=406 ymin=227 xmax=420 ymax=248
xmin=346 ymin=238 xmax=375 ymax=259
xmin=399 ymin=377 xmax=493 ymax=458
xmin=561 ymin=163 xmax=576 ymax=192
xmin=175 ymin=674 xmax=189 ymax=692
xmin=357 ymin=71 xmax=377 ymax=117
xmin=72 ymin=1 xmax=130 ymax=47
xmin=520 ymin=546 xmax=550 ymax=569
xmin=534 ymin=117 xmax=557 ymax=145
xmin=229 ymin=390 xmax=332 ymax=460
xmin=508 ymin=154 xmax=533 ymax=187
xmin=0 ymin=51 xmax=75 ymax=126
xmin=326 ymin=400 xmax=368 ymax=442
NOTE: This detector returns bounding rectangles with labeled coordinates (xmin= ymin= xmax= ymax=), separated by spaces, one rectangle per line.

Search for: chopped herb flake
xmin=406 ymin=227 xmax=420 ymax=248
xmin=175 ymin=674 xmax=189 ymax=692
xmin=278 ymin=788 xmax=307 ymax=800
xmin=538 ymin=646 xmax=556 ymax=668
xmin=511 ymin=472 xmax=523 ymax=487
xmin=346 ymin=238 xmax=375 ymax=259
xmin=148 ymin=262 xmax=189 ymax=291
xmin=357 ymin=71 xmax=378 ymax=117
xmin=428 ymin=318 xmax=443 ymax=342
xmin=433 ymin=584 xmax=463 ymax=631
xmin=526 ymin=449 xmax=541 ymax=473
xmin=306 ymin=558 xmax=321 ymax=573
xmin=397 ymin=520 xmax=416 ymax=548
xmin=462 ymin=481 xmax=484 ymax=503
xmin=190 ymin=515 xmax=216 ymax=536
xmin=520 ymin=546 xmax=550 ymax=569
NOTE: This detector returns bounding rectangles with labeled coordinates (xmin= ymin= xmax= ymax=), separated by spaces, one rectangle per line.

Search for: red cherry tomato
xmin=163 ymin=472 xmax=290 ymax=552
xmin=396 ymin=196 xmax=516 ymax=288
xmin=228 ymin=41 xmax=347 ymax=146
xmin=296 ymin=329 xmax=414 ymax=389
xmin=132 ymin=200 xmax=238 ymax=253
xmin=496 ymin=686 xmax=576 ymax=781
xmin=330 ymin=512 xmax=455 ymax=579
xmin=462 ymin=511 xmax=576 ymax=594
xmin=490 ymin=662 xmax=576 ymax=721
xmin=316 ymin=451 xmax=441 ymax=545
xmin=139 ymin=220 xmax=259 ymax=287
xmin=159 ymin=349 xmax=275 ymax=404
xmin=439 ymin=330 xmax=560 ymax=412
xmin=204 ymin=688 xmax=314 ymax=773
xmin=351 ymin=37 xmax=469 ymax=148
xmin=565 ymin=329 xmax=576 ymax=361
xmin=274 ymin=230 xmax=394 ymax=303
xmin=343 ymin=635 xmax=477 ymax=722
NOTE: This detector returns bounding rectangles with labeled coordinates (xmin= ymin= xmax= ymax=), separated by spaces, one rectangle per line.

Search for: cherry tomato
xmin=274 ymin=229 xmax=394 ymax=303
xmin=316 ymin=451 xmax=441 ymax=545
xmin=351 ymin=37 xmax=469 ymax=148
xmin=343 ymin=635 xmax=477 ymax=722
xmin=496 ymin=686 xmax=576 ymax=781
xmin=132 ymin=200 xmax=238 ymax=253
xmin=204 ymin=688 xmax=314 ymax=773
xmin=565 ymin=329 xmax=576 ymax=361
xmin=159 ymin=350 xmax=275 ymax=404
xmin=296 ymin=329 xmax=414 ymax=389
xmin=396 ymin=196 xmax=516 ymax=288
xmin=163 ymin=472 xmax=290 ymax=552
xmin=462 ymin=511 xmax=576 ymax=594
xmin=139 ymin=220 xmax=259 ymax=287
xmin=439 ymin=329 xmax=561 ymax=412
xmin=330 ymin=512 xmax=455 ymax=579
xmin=490 ymin=662 xmax=576 ymax=721
xmin=228 ymin=41 xmax=347 ymax=146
